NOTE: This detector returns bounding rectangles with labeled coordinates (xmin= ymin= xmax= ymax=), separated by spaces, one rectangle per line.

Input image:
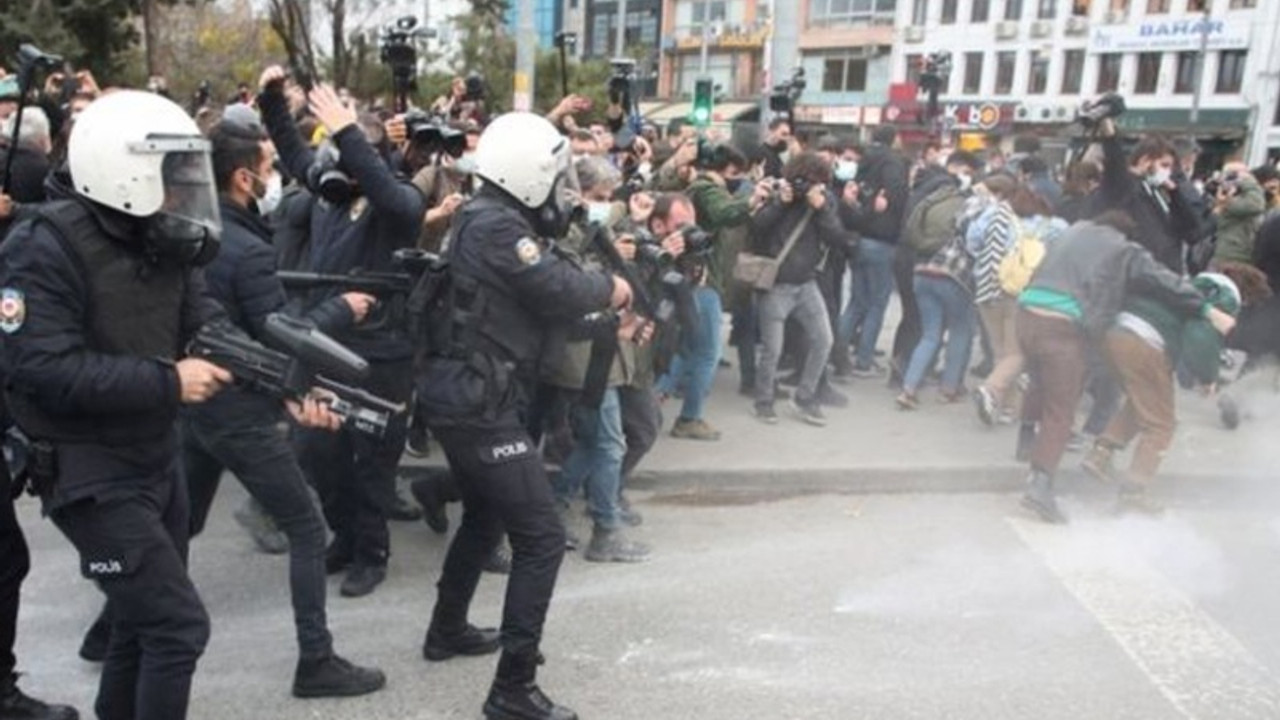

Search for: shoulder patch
xmin=515 ymin=237 xmax=542 ymax=266
xmin=0 ymin=289 xmax=25 ymax=334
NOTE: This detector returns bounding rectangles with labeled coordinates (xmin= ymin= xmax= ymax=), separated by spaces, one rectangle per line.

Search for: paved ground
xmin=14 ymin=482 xmax=1280 ymax=720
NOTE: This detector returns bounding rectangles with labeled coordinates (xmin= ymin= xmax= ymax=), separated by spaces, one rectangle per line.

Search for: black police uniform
xmin=0 ymin=196 xmax=218 ymax=720
xmin=259 ymin=88 xmax=425 ymax=583
xmin=416 ymin=188 xmax=614 ymax=711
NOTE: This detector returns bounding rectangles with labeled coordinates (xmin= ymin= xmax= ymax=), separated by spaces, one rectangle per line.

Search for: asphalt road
xmin=13 ymin=477 xmax=1280 ymax=720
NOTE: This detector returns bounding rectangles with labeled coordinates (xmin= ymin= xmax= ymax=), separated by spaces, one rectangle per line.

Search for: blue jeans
xmin=903 ymin=274 xmax=975 ymax=395
xmin=555 ymin=388 xmax=626 ymax=531
xmin=835 ymin=238 xmax=896 ymax=368
xmin=657 ymin=286 xmax=723 ymax=422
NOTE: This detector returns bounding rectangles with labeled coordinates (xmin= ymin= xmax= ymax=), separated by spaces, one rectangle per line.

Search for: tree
xmin=151 ymin=0 xmax=285 ymax=109
xmin=0 ymin=0 xmax=137 ymax=80
xmin=266 ymin=0 xmax=320 ymax=88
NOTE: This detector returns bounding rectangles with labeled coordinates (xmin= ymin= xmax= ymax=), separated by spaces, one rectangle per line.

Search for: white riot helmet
xmin=68 ymin=90 xmax=221 ymax=264
xmin=474 ymin=112 xmax=579 ymax=235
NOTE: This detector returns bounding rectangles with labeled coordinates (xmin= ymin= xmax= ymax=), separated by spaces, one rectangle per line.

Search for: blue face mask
xmin=834 ymin=161 xmax=858 ymax=182
xmin=586 ymin=202 xmax=612 ymax=225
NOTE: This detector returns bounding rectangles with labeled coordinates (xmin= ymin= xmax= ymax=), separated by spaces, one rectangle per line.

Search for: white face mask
xmin=955 ymin=173 xmax=973 ymax=191
xmin=834 ymin=161 xmax=858 ymax=182
xmin=256 ymin=172 xmax=284 ymax=216
xmin=586 ymin=201 xmax=612 ymax=225
xmin=1147 ymin=167 xmax=1172 ymax=187
xmin=453 ymin=153 xmax=478 ymax=175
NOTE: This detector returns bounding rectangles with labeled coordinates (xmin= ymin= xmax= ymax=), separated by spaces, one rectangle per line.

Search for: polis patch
xmin=0 ymin=288 xmax=25 ymax=334
xmin=515 ymin=237 xmax=542 ymax=266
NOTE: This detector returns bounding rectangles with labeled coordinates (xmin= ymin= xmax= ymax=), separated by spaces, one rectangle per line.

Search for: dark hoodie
xmin=844 ymin=143 xmax=910 ymax=242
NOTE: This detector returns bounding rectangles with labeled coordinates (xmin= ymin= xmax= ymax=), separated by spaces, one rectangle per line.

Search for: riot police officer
xmin=416 ymin=112 xmax=633 ymax=720
xmin=0 ymin=90 xmax=333 ymax=720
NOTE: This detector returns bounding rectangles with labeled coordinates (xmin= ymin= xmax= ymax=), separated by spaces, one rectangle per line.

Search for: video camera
xmin=1076 ymin=93 xmax=1127 ymax=130
xmin=380 ymin=16 xmax=432 ymax=112
xmin=15 ymin=44 xmax=62 ymax=76
xmin=403 ymin=109 xmax=467 ymax=158
xmin=608 ymin=58 xmax=636 ymax=107
xmin=633 ymin=224 xmax=713 ymax=264
xmin=769 ymin=67 xmax=806 ymax=115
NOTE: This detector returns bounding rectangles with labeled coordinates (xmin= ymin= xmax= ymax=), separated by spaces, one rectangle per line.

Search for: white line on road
xmin=1009 ymin=516 xmax=1280 ymax=720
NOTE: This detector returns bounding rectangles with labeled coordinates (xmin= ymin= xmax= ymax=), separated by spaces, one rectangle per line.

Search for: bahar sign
xmin=1088 ymin=18 xmax=1252 ymax=53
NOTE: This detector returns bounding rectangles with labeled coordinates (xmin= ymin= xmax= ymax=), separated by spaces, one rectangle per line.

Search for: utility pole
xmin=768 ymin=0 xmax=798 ymax=109
xmin=514 ymin=0 xmax=536 ymax=111
xmin=1189 ymin=8 xmax=1210 ymax=126
xmin=615 ymin=0 xmax=629 ymax=58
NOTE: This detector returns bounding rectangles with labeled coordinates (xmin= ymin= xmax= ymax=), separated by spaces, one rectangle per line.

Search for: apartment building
xmin=655 ymin=0 xmax=769 ymax=100
xmin=887 ymin=0 xmax=1280 ymax=163
xmin=788 ymin=0 xmax=897 ymax=135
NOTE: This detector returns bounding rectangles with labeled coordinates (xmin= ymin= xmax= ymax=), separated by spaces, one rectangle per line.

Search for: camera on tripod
xmin=1076 ymin=93 xmax=1126 ymax=129
xmin=608 ymin=58 xmax=636 ymax=107
xmin=15 ymin=44 xmax=63 ymax=77
xmin=379 ymin=16 xmax=433 ymax=111
xmin=769 ymin=67 xmax=806 ymax=114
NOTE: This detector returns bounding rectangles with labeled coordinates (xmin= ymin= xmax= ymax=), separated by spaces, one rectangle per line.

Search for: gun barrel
xmin=276 ymin=271 xmax=412 ymax=293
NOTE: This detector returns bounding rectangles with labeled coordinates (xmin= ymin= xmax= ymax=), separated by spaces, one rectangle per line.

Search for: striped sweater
xmin=966 ymin=200 xmax=1018 ymax=305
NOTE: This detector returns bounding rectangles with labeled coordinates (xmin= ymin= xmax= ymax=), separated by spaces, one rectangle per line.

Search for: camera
xmin=786 ymin=177 xmax=815 ymax=202
xmin=1076 ymin=93 xmax=1127 ymax=129
xmin=380 ymin=16 xmax=431 ymax=111
xmin=769 ymin=67 xmax=806 ymax=114
xmin=463 ymin=72 xmax=486 ymax=102
xmin=1204 ymin=170 xmax=1241 ymax=199
xmin=404 ymin=109 xmax=467 ymax=158
xmin=695 ymin=139 xmax=732 ymax=170
xmin=15 ymin=44 xmax=62 ymax=76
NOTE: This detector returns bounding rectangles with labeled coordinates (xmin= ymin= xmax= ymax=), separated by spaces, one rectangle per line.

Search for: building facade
xmin=885 ymin=0 xmax=1280 ymax=164
xmin=789 ymin=0 xmax=897 ymax=136
xmin=656 ymin=0 xmax=768 ymax=99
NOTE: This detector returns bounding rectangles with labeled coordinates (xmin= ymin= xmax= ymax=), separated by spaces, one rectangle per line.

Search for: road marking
xmin=1009 ymin=517 xmax=1280 ymax=720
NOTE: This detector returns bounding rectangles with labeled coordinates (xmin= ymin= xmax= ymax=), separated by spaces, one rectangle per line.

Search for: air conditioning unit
xmin=904 ymin=26 xmax=925 ymax=43
xmin=1030 ymin=20 xmax=1052 ymax=38
xmin=1065 ymin=16 xmax=1088 ymax=34
xmin=1015 ymin=102 xmax=1056 ymax=124
xmin=1053 ymin=103 xmax=1075 ymax=122
xmin=995 ymin=21 xmax=1019 ymax=40
xmin=1104 ymin=9 xmax=1126 ymax=24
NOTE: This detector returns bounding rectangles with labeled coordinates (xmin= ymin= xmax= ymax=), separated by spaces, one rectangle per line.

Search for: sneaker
xmin=404 ymin=422 xmax=431 ymax=458
xmin=816 ymin=383 xmax=849 ymax=408
xmin=670 ymin=418 xmax=721 ymax=441
xmin=584 ymin=528 xmax=651 ymax=563
xmin=233 ymin=499 xmax=289 ymax=555
xmin=895 ymin=392 xmax=919 ymax=411
xmin=851 ymin=362 xmax=885 ymax=379
xmin=483 ymin=544 xmax=512 ymax=575
xmin=339 ymin=564 xmax=386 ymax=598
xmin=791 ymin=398 xmax=827 ymax=427
xmin=973 ymin=387 xmax=997 ymax=427
xmin=0 ymin=674 xmax=79 ymax=720
xmin=753 ymin=402 xmax=779 ymax=424
xmin=1081 ymin=444 xmax=1118 ymax=484
xmin=409 ymin=473 xmax=451 ymax=535
xmin=292 ymin=654 xmax=386 ymax=698
xmin=386 ymin=492 xmax=423 ymax=522
xmin=423 ymin=624 xmax=501 ymax=662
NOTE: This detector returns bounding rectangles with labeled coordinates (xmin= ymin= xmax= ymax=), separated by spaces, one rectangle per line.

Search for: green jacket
xmin=1125 ymin=295 xmax=1222 ymax=384
xmin=1212 ymin=174 xmax=1267 ymax=265
xmin=687 ymin=175 xmax=753 ymax=293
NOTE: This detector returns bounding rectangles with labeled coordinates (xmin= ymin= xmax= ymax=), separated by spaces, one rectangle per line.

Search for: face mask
xmin=834 ymin=161 xmax=858 ymax=182
xmin=253 ymin=172 xmax=284 ymax=216
xmin=954 ymin=173 xmax=972 ymax=191
xmin=586 ymin=201 xmax=612 ymax=225
xmin=453 ymin=153 xmax=478 ymax=175
xmin=772 ymin=140 xmax=788 ymax=152
xmin=1147 ymin=167 xmax=1172 ymax=187
xmin=725 ymin=178 xmax=744 ymax=194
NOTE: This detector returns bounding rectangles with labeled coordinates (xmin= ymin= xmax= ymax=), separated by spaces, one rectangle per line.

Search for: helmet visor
xmin=159 ymin=149 xmax=221 ymax=235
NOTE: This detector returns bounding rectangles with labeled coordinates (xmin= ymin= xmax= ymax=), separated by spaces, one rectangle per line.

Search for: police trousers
xmin=0 ymin=462 xmax=28 ymax=680
xmin=50 ymin=462 xmax=210 ymax=720
xmin=295 ymin=358 xmax=413 ymax=567
xmin=430 ymin=425 xmax=565 ymax=657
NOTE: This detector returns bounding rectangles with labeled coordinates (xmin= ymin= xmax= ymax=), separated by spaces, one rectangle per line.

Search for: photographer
xmin=257 ymin=65 xmax=426 ymax=598
xmin=0 ymin=107 xmax=51 ymax=238
xmin=1208 ymin=162 xmax=1267 ymax=268
xmin=748 ymin=152 xmax=844 ymax=425
xmin=431 ymin=75 xmax=485 ymax=125
xmin=1096 ymin=118 xmax=1205 ymax=273
xmin=409 ymin=127 xmax=476 ymax=253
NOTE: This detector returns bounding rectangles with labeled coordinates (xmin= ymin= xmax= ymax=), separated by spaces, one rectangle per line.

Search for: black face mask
xmin=771 ymin=140 xmax=788 ymax=152
xmin=725 ymin=178 xmax=744 ymax=194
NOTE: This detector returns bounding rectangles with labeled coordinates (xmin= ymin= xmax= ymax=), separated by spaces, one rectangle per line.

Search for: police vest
xmin=7 ymin=199 xmax=188 ymax=444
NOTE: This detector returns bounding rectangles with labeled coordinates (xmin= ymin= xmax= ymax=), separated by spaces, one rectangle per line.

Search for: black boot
xmin=0 ymin=674 xmax=79 ymax=720
xmin=483 ymin=652 xmax=577 ymax=720
xmin=423 ymin=623 xmax=501 ymax=662
xmin=292 ymin=654 xmax=386 ymax=698
xmin=1020 ymin=470 xmax=1067 ymax=525
xmin=78 ymin=613 xmax=111 ymax=662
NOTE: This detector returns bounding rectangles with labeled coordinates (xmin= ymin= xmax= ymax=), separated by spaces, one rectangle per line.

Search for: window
xmin=1145 ymin=0 xmax=1169 ymax=12
xmin=1004 ymin=0 xmax=1023 ymax=20
xmin=1027 ymin=50 xmax=1048 ymax=94
xmin=591 ymin=12 xmax=613 ymax=55
xmin=809 ymin=0 xmax=898 ymax=27
xmin=963 ymin=52 xmax=984 ymax=94
xmin=1096 ymin=53 xmax=1121 ymax=92
xmin=1071 ymin=0 xmax=1090 ymax=15
xmin=911 ymin=0 xmax=928 ymax=24
xmin=1187 ymin=0 xmax=1208 ymax=9
xmin=995 ymin=51 xmax=1016 ymax=94
xmin=972 ymin=0 xmax=990 ymax=21
xmin=1037 ymin=0 xmax=1055 ymax=19
xmin=906 ymin=53 xmax=924 ymax=84
xmin=1229 ymin=0 xmax=1257 ymax=8
xmin=1174 ymin=52 xmax=1199 ymax=93
xmin=1135 ymin=52 xmax=1161 ymax=94
xmin=1061 ymin=49 xmax=1084 ymax=93
xmin=822 ymin=56 xmax=869 ymax=92
xmin=941 ymin=0 xmax=957 ymax=23
xmin=1216 ymin=50 xmax=1246 ymax=93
